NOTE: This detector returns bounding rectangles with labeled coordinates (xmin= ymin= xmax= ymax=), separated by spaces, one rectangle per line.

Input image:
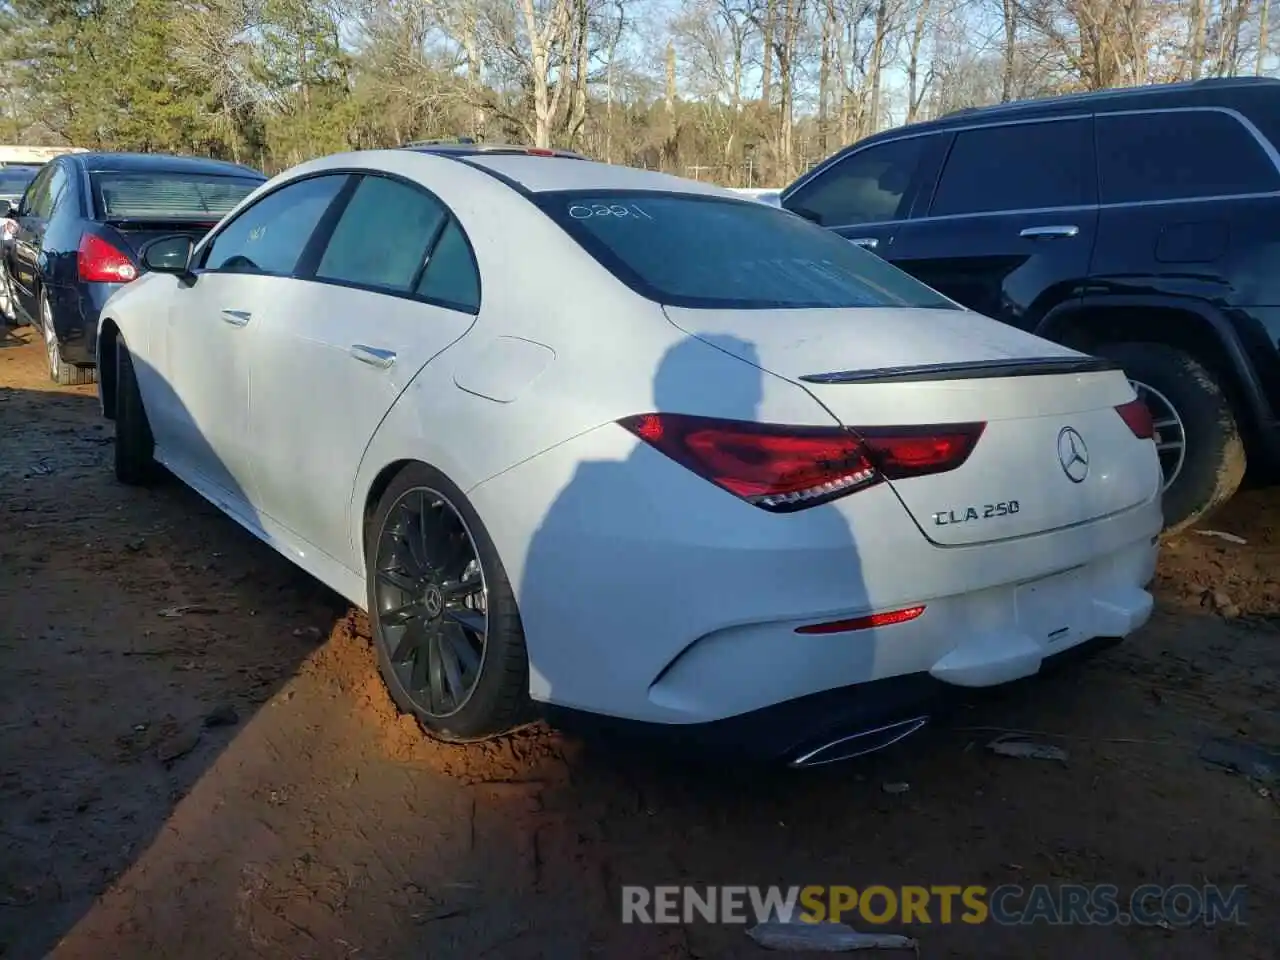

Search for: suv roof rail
xmin=939 ymin=76 xmax=1280 ymax=122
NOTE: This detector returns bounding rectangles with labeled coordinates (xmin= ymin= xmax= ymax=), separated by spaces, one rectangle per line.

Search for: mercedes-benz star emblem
xmin=423 ymin=583 xmax=444 ymax=619
xmin=1057 ymin=426 xmax=1089 ymax=483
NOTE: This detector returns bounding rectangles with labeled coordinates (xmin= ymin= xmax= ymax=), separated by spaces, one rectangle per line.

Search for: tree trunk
xmin=463 ymin=11 xmax=485 ymax=139
xmin=1001 ymin=0 xmax=1017 ymax=101
xmin=568 ymin=0 xmax=589 ymax=145
xmin=1261 ymin=0 xmax=1272 ymax=76
xmin=818 ymin=5 xmax=832 ymax=153
xmin=867 ymin=0 xmax=889 ymax=133
xmin=1187 ymin=0 xmax=1207 ymax=79
xmin=907 ymin=0 xmax=931 ymax=122
xmin=761 ymin=0 xmax=776 ymax=106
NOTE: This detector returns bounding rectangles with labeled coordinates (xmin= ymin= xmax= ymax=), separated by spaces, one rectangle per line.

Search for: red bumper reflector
xmin=1115 ymin=397 xmax=1154 ymax=439
xmin=795 ymin=605 xmax=926 ymax=635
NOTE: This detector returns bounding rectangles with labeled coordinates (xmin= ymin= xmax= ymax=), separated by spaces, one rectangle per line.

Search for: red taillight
xmin=526 ymin=147 xmax=555 ymax=156
xmin=796 ymin=605 xmax=926 ymax=635
xmin=78 ymin=234 xmax=138 ymax=283
xmin=858 ymin=423 xmax=986 ymax=479
xmin=1115 ymin=398 xmax=1154 ymax=439
xmin=618 ymin=413 xmax=984 ymax=512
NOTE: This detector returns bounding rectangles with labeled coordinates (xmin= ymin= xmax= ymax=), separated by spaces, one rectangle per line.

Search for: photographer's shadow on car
xmin=517 ymin=332 xmax=901 ymax=773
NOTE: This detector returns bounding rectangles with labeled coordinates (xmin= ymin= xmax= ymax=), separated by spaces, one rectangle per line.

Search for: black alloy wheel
xmin=373 ymin=487 xmax=488 ymax=718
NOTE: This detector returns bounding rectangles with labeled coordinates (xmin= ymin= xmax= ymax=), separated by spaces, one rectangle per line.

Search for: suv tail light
xmin=78 ymin=234 xmax=138 ymax=283
xmin=618 ymin=413 xmax=985 ymax=512
xmin=1115 ymin=397 xmax=1155 ymax=439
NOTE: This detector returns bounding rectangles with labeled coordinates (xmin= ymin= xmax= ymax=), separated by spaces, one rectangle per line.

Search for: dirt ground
xmin=1 ymin=323 xmax=1276 ymax=960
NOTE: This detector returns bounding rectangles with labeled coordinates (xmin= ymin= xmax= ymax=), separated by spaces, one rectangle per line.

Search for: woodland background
xmin=0 ymin=0 xmax=1274 ymax=185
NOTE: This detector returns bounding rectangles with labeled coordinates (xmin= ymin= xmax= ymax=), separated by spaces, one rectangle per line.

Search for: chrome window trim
xmin=790 ymin=105 xmax=1280 ymax=232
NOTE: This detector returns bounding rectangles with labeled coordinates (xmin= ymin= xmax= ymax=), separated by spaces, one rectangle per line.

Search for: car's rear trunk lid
xmin=663 ymin=305 xmax=1162 ymax=545
xmin=102 ymin=218 xmax=219 ymax=259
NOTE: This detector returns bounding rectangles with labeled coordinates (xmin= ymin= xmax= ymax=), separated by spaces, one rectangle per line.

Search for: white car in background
xmin=95 ymin=145 xmax=1162 ymax=766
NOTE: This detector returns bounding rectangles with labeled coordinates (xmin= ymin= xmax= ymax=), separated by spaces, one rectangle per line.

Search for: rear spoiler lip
xmin=798 ymin=355 xmax=1121 ymax=385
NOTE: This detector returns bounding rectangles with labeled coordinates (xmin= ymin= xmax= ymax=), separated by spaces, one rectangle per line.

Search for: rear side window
xmin=1095 ymin=110 xmax=1280 ymax=203
xmin=415 ymin=221 xmax=480 ymax=311
xmin=930 ymin=119 xmax=1092 ymax=216
xmin=92 ymin=172 xmax=262 ymax=220
xmin=316 ymin=175 xmax=449 ymax=293
xmin=23 ymin=165 xmax=56 ymax=218
xmin=537 ymin=192 xmax=958 ymax=310
xmin=784 ymin=136 xmax=929 ymax=226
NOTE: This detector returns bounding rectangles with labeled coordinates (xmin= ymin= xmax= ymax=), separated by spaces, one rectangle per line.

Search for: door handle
xmin=349 ymin=344 xmax=397 ymax=369
xmin=847 ymin=237 xmax=879 ymax=249
xmin=220 ymin=309 xmax=251 ymax=326
xmin=1019 ymin=225 xmax=1079 ymax=239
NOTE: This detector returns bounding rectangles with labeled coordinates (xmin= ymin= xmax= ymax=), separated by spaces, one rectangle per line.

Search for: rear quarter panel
xmin=345 ymin=152 xmax=842 ymax=574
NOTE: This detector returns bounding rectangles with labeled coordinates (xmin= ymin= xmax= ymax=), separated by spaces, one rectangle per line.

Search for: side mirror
xmin=142 ymin=236 xmax=195 ymax=276
xmin=789 ymin=205 xmax=822 ymax=225
xmin=0 ymin=199 xmax=13 ymax=218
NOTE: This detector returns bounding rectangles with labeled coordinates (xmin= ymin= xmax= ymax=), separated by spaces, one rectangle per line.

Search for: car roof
xmin=849 ymin=77 xmax=1280 ymax=150
xmin=70 ymin=152 xmax=266 ymax=178
xmin=458 ymin=153 xmax=736 ymax=197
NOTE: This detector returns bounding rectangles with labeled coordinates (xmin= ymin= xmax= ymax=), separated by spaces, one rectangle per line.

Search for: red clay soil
xmin=1 ymin=325 xmax=1276 ymax=959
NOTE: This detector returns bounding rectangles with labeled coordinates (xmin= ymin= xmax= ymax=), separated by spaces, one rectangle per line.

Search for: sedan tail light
xmin=78 ymin=234 xmax=138 ymax=283
xmin=618 ymin=413 xmax=985 ymax=512
xmin=1114 ymin=397 xmax=1155 ymax=439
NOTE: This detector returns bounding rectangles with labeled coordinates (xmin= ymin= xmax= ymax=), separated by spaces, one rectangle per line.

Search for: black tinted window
xmin=317 ymin=175 xmax=447 ymax=293
xmin=92 ymin=172 xmax=261 ymax=220
xmin=42 ymin=164 xmax=69 ymax=216
xmin=205 ymin=174 xmax=346 ymax=276
xmin=1096 ymin=111 xmax=1280 ymax=203
xmin=25 ymin=165 xmax=59 ymax=218
xmin=415 ymin=220 xmax=480 ymax=311
xmin=931 ymin=120 xmax=1091 ymax=216
xmin=17 ymin=167 xmax=51 ymax=216
xmin=538 ymin=192 xmax=958 ymax=310
xmin=785 ymin=136 xmax=928 ymax=226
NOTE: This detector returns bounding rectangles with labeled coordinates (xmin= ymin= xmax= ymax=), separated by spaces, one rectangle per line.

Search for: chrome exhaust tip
xmin=788 ymin=717 xmax=929 ymax=768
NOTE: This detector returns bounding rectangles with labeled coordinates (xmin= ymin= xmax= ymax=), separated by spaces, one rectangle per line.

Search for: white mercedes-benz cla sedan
xmin=95 ymin=144 xmax=1162 ymax=766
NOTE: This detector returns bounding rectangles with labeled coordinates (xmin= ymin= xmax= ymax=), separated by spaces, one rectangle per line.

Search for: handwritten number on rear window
xmin=568 ymin=203 xmax=653 ymax=221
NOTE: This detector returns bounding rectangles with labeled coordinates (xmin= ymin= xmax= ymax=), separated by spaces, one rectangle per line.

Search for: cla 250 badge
xmin=932 ymin=501 xmax=1021 ymax=526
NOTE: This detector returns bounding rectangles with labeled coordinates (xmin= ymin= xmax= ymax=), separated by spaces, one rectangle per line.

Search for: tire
xmin=1095 ymin=341 xmax=1246 ymax=535
xmin=364 ymin=462 xmax=531 ymax=741
xmin=114 ymin=338 xmax=157 ymax=485
xmin=40 ymin=288 xmax=96 ymax=385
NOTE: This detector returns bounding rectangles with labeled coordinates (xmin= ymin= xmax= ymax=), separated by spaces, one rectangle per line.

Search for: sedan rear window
xmin=0 ymin=165 xmax=40 ymax=194
xmin=534 ymin=191 xmax=958 ymax=310
xmin=91 ymin=172 xmax=262 ymax=220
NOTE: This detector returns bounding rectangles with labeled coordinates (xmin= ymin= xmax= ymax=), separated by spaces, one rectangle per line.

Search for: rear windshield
xmin=0 ymin=165 xmax=39 ymax=194
xmin=91 ymin=171 xmax=262 ymax=220
xmin=534 ymin=191 xmax=958 ymax=310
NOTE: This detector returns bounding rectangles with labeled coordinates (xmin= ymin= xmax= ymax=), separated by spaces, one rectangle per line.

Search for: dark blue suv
xmin=0 ymin=152 xmax=265 ymax=384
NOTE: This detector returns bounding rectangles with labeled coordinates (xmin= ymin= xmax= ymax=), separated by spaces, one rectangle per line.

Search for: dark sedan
xmin=0 ymin=152 xmax=266 ymax=383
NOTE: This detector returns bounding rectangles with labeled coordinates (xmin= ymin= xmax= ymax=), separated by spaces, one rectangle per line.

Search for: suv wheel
xmin=1096 ymin=341 xmax=1245 ymax=535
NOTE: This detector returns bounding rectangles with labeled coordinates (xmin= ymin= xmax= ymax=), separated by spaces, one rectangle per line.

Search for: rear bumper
xmin=547 ymin=634 xmax=1125 ymax=766
xmin=470 ymin=423 xmax=1164 ymax=728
